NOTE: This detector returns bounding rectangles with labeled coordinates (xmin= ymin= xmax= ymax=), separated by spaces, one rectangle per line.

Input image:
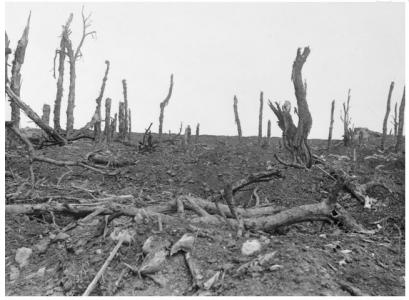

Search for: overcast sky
xmin=5 ymin=2 xmax=405 ymax=139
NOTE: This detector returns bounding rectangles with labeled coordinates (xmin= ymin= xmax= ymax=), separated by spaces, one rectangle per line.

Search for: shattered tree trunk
xmin=341 ymin=89 xmax=352 ymax=146
xmin=269 ymin=47 xmax=312 ymax=168
xmin=41 ymin=104 xmax=51 ymax=126
xmin=393 ymin=102 xmax=398 ymax=137
xmin=195 ymin=123 xmax=200 ymax=143
xmin=110 ymin=113 xmax=117 ymax=141
xmin=233 ymin=95 xmax=242 ymax=141
xmin=94 ymin=60 xmax=110 ymax=142
xmin=158 ymin=74 xmax=174 ymax=142
xmin=184 ymin=125 xmax=192 ymax=145
xmin=258 ymin=91 xmax=263 ymax=145
xmin=53 ymin=14 xmax=72 ymax=131
xmin=128 ymin=109 xmax=132 ymax=141
xmin=118 ymin=102 xmax=125 ymax=140
xmin=104 ymin=98 xmax=111 ymax=143
xmin=10 ymin=13 xmax=31 ymax=128
xmin=381 ymin=81 xmax=394 ymax=150
xmin=327 ymin=100 xmax=335 ymax=150
xmin=5 ymin=32 xmax=11 ymax=83
xmin=267 ymin=120 xmax=271 ymax=145
xmin=395 ymin=87 xmax=405 ymax=152
xmin=65 ymin=9 xmax=95 ymax=137
xmin=122 ymin=79 xmax=128 ymax=141
xmin=6 ymin=86 xmax=67 ymax=145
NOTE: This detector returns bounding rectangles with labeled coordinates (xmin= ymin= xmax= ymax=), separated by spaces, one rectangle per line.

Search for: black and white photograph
xmin=4 ymin=1 xmax=406 ymax=296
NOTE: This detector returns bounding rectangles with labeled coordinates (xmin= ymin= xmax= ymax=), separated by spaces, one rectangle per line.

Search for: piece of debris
xmin=241 ymin=239 xmax=261 ymax=256
xmin=258 ymin=251 xmax=277 ymax=266
xmin=170 ymin=233 xmax=195 ymax=255
xmin=269 ymin=264 xmax=283 ymax=271
xmin=34 ymin=238 xmax=50 ymax=254
xmin=54 ymin=232 xmax=70 ymax=241
xmin=139 ymin=248 xmax=168 ymax=275
xmin=15 ymin=247 xmax=32 ymax=268
xmin=142 ymin=236 xmax=171 ymax=255
xmin=203 ymin=271 xmax=221 ymax=290
xmin=37 ymin=267 xmax=46 ymax=277
xmin=9 ymin=265 xmax=20 ymax=281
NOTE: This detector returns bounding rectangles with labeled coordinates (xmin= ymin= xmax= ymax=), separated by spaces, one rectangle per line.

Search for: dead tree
xmin=53 ymin=14 xmax=72 ymax=131
xmin=269 ymin=47 xmax=312 ymax=168
xmin=10 ymin=13 xmax=31 ymax=128
xmin=233 ymin=95 xmax=242 ymax=141
xmin=184 ymin=125 xmax=192 ymax=145
xmin=118 ymin=102 xmax=125 ymax=140
xmin=64 ymin=7 xmax=96 ymax=137
xmin=122 ymin=79 xmax=129 ymax=140
xmin=327 ymin=100 xmax=335 ymax=150
xmin=6 ymin=83 xmax=67 ymax=146
xmin=391 ymin=102 xmax=398 ymax=137
xmin=110 ymin=113 xmax=117 ymax=140
xmin=94 ymin=60 xmax=110 ymax=142
xmin=395 ymin=87 xmax=405 ymax=152
xmin=5 ymin=32 xmax=11 ymax=83
xmin=41 ymin=104 xmax=51 ymax=126
xmin=128 ymin=108 xmax=132 ymax=141
xmin=195 ymin=123 xmax=200 ymax=143
xmin=381 ymin=81 xmax=394 ymax=150
xmin=266 ymin=120 xmax=271 ymax=145
xmin=158 ymin=74 xmax=174 ymax=141
xmin=258 ymin=91 xmax=264 ymax=145
xmin=340 ymin=89 xmax=353 ymax=146
xmin=104 ymin=98 xmax=111 ymax=143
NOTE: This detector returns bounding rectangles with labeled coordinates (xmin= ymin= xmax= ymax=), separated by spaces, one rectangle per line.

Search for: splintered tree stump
xmin=111 ymin=113 xmax=117 ymax=141
xmin=341 ymin=89 xmax=353 ymax=146
xmin=266 ymin=119 xmax=271 ymax=145
xmin=328 ymin=100 xmax=335 ymax=150
xmin=381 ymin=81 xmax=394 ymax=150
xmin=184 ymin=125 xmax=192 ymax=145
xmin=128 ymin=108 xmax=132 ymax=141
xmin=41 ymin=104 xmax=51 ymax=126
xmin=258 ymin=91 xmax=264 ymax=145
xmin=53 ymin=14 xmax=72 ymax=131
xmin=104 ymin=98 xmax=112 ymax=143
xmin=94 ymin=60 xmax=110 ymax=142
xmin=195 ymin=123 xmax=200 ymax=144
xmin=395 ymin=87 xmax=405 ymax=152
xmin=269 ymin=47 xmax=312 ymax=168
xmin=158 ymin=74 xmax=174 ymax=142
xmin=118 ymin=102 xmax=125 ymax=141
xmin=122 ymin=79 xmax=128 ymax=141
xmin=10 ymin=12 xmax=31 ymax=128
xmin=233 ymin=95 xmax=242 ymax=141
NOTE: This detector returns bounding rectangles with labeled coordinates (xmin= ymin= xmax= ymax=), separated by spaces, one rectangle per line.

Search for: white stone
xmin=9 ymin=265 xmax=20 ymax=281
xmin=15 ymin=247 xmax=33 ymax=268
xmin=241 ymin=239 xmax=261 ymax=256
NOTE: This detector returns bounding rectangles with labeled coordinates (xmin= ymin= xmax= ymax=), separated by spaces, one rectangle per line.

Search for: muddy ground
xmin=5 ymin=133 xmax=405 ymax=296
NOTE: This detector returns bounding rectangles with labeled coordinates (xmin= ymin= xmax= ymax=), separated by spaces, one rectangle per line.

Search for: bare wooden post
xmin=104 ymin=98 xmax=111 ymax=143
xmin=267 ymin=119 xmax=271 ymax=145
xmin=118 ymin=102 xmax=125 ymax=140
xmin=122 ymin=79 xmax=128 ymax=140
xmin=93 ymin=60 xmax=110 ymax=142
xmin=233 ymin=95 xmax=242 ymax=141
xmin=158 ymin=74 xmax=174 ymax=142
xmin=41 ymin=104 xmax=51 ymax=126
xmin=128 ymin=108 xmax=131 ymax=141
xmin=195 ymin=123 xmax=200 ymax=143
xmin=328 ymin=100 xmax=335 ymax=150
xmin=258 ymin=91 xmax=264 ymax=145
xmin=65 ymin=7 xmax=96 ymax=137
xmin=341 ymin=89 xmax=352 ymax=147
xmin=53 ymin=14 xmax=72 ymax=131
xmin=381 ymin=81 xmax=394 ymax=150
xmin=395 ymin=87 xmax=405 ymax=152
xmin=110 ymin=113 xmax=117 ymax=141
xmin=10 ymin=12 xmax=31 ymax=128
